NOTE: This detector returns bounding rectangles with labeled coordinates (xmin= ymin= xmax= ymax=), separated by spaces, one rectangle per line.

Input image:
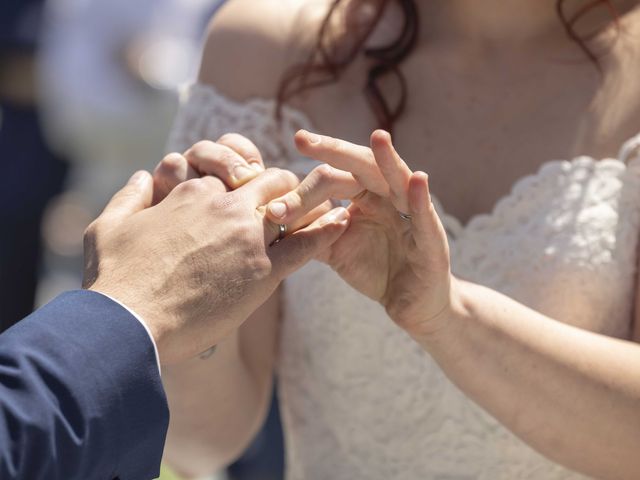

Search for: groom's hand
xmin=83 ymin=168 xmax=350 ymax=365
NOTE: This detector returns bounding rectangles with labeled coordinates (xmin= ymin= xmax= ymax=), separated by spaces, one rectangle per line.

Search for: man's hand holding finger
xmin=84 ymin=167 xmax=350 ymax=365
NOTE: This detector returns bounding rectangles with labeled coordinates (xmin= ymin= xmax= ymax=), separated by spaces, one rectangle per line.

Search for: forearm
xmin=162 ymin=295 xmax=279 ymax=477
xmin=162 ymin=336 xmax=272 ymax=476
xmin=416 ymin=279 xmax=640 ymax=479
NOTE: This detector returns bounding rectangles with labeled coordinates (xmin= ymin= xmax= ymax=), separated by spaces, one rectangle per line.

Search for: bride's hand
xmin=152 ymin=134 xmax=267 ymax=203
xmin=265 ymin=129 xmax=456 ymax=336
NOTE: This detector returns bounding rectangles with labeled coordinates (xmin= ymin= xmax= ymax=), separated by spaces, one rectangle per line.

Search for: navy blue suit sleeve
xmin=0 ymin=290 xmax=169 ymax=480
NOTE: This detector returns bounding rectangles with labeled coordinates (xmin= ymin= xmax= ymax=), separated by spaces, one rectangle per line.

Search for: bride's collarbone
xmin=290 ymin=64 xmax=640 ymax=223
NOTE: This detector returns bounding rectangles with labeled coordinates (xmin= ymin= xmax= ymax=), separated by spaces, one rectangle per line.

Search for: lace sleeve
xmin=166 ymin=83 xmax=318 ymax=174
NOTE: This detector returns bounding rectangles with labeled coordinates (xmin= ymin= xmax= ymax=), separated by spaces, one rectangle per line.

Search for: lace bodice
xmin=168 ymin=83 xmax=640 ymax=480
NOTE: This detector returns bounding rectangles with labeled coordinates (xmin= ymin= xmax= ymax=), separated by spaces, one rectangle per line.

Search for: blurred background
xmin=0 ymin=0 xmax=284 ymax=478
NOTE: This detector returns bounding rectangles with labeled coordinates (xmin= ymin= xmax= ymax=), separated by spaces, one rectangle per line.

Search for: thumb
xmin=270 ymin=207 xmax=350 ymax=277
xmin=100 ymin=170 xmax=153 ymax=223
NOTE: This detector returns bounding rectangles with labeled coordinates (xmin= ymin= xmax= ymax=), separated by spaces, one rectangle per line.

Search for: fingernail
xmin=305 ymin=131 xmax=321 ymax=144
xmin=269 ymin=201 xmax=287 ymax=218
xmin=233 ymin=164 xmax=256 ymax=182
xmin=249 ymin=162 xmax=264 ymax=172
xmin=371 ymin=129 xmax=392 ymax=149
xmin=128 ymin=170 xmax=147 ymax=186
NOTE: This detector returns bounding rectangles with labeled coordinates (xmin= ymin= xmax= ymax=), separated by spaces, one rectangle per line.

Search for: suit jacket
xmin=0 ymin=290 xmax=169 ymax=479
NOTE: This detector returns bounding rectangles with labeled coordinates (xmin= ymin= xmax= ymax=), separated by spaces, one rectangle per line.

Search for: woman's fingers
xmin=294 ymin=128 xmax=416 ymax=214
xmin=295 ymin=129 xmax=390 ymax=196
xmin=408 ymin=172 xmax=449 ymax=268
xmin=263 ymin=201 xmax=334 ymax=245
xmin=184 ymin=140 xmax=261 ymax=189
xmin=216 ymin=133 xmax=265 ymax=172
xmin=238 ymin=168 xmax=300 ymax=206
xmin=265 ymin=164 xmax=362 ymax=225
xmin=370 ymin=130 xmax=413 ymax=214
xmin=291 ymin=201 xmax=334 ymax=230
xmin=152 ymin=152 xmax=201 ymax=204
xmin=269 ymin=207 xmax=351 ymax=279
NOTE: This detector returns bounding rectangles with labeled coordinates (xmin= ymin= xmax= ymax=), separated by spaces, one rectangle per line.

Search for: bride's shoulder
xmin=199 ymin=0 xmax=328 ymax=101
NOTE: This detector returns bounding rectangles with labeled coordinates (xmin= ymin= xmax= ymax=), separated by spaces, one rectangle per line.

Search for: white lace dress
xmin=168 ymin=83 xmax=640 ymax=480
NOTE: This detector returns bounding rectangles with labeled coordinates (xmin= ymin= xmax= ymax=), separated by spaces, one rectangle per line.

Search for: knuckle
xmin=278 ymin=168 xmax=300 ymax=188
xmin=321 ymin=135 xmax=337 ymax=149
xmin=160 ymin=152 xmax=184 ymax=169
xmin=242 ymin=257 xmax=272 ymax=283
xmin=233 ymin=221 xmax=253 ymax=241
xmin=217 ymin=132 xmax=244 ymax=144
xmin=218 ymin=133 xmax=262 ymax=159
xmin=326 ymin=136 xmax=344 ymax=154
xmin=295 ymin=165 xmax=333 ymax=207
xmin=190 ymin=142 xmax=242 ymax=174
xmin=154 ymin=153 xmax=184 ymax=178
xmin=83 ymin=220 xmax=99 ymax=241
xmin=294 ymin=183 xmax=312 ymax=210
xmin=187 ymin=140 xmax=216 ymax=159
xmin=246 ymin=157 xmax=263 ymax=169
xmin=219 ymin=148 xmax=241 ymax=166
xmin=211 ymin=190 xmax=239 ymax=211
xmin=250 ymin=255 xmax=272 ymax=276
xmin=202 ymin=175 xmax=228 ymax=192
xmin=313 ymin=164 xmax=335 ymax=186
xmin=83 ymin=220 xmax=104 ymax=249
xmin=216 ymin=132 xmax=236 ymax=143
xmin=175 ymin=177 xmax=207 ymax=196
xmin=188 ymin=142 xmax=243 ymax=172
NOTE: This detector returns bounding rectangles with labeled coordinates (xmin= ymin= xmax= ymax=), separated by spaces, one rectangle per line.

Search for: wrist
xmin=87 ymin=281 xmax=166 ymax=355
xmin=406 ymin=276 xmax=472 ymax=347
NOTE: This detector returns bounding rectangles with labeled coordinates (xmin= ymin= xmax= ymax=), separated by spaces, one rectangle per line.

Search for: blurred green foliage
xmin=158 ymin=464 xmax=183 ymax=480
